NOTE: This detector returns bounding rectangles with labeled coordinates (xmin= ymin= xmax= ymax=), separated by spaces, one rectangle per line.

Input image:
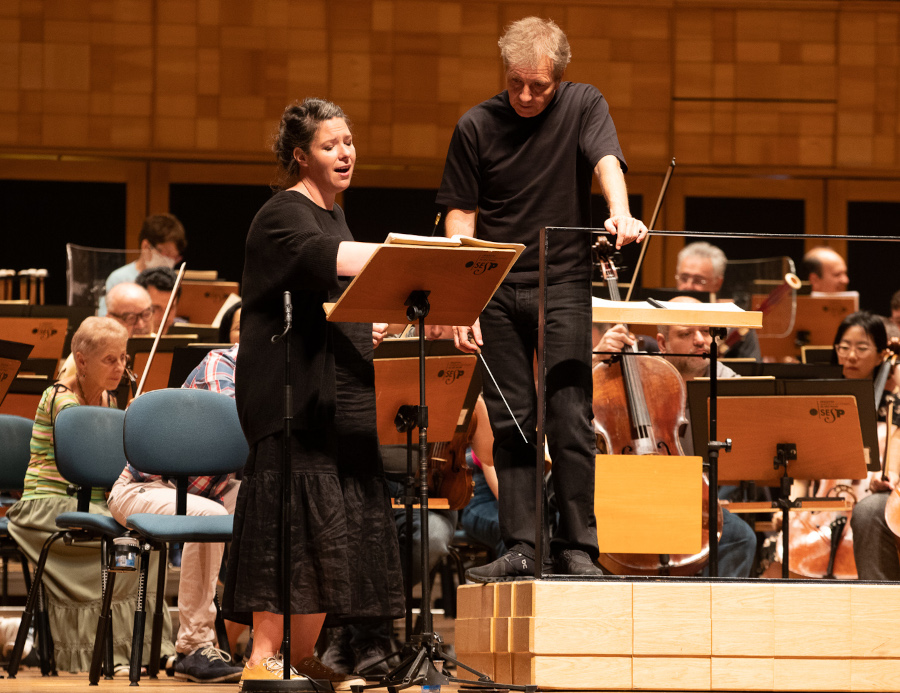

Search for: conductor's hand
xmin=372 ymin=322 xmax=388 ymax=348
xmin=605 ymin=214 xmax=648 ymax=250
xmin=453 ymin=319 xmax=483 ymax=354
xmin=594 ymin=324 xmax=634 ymax=364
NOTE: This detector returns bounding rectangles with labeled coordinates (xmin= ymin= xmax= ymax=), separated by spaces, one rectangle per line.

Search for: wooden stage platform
xmin=455 ymin=578 xmax=900 ymax=692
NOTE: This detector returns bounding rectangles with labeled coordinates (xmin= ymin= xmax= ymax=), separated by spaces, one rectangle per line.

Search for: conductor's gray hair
xmin=498 ymin=17 xmax=571 ymax=80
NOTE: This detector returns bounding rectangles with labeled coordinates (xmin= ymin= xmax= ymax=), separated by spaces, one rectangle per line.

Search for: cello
xmin=592 ymin=245 xmax=723 ymax=576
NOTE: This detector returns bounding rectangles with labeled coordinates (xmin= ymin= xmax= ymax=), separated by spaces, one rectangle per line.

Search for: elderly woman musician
xmin=6 ymin=316 xmax=174 ymax=673
xmin=223 ymin=98 xmax=404 ymax=689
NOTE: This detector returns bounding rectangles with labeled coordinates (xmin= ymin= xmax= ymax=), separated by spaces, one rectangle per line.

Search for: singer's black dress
xmin=224 ymin=190 xmax=404 ymax=625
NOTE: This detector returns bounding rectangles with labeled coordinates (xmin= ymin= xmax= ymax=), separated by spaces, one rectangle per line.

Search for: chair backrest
xmin=0 ymin=414 xmax=34 ymax=492
xmin=54 ymin=406 xmax=128 ymax=490
xmin=123 ymin=388 xmax=248 ymax=478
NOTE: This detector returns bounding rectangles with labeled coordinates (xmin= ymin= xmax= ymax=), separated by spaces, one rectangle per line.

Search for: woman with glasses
xmin=6 ymin=317 xmax=175 ymax=672
xmin=831 ymin=312 xmax=900 ymax=580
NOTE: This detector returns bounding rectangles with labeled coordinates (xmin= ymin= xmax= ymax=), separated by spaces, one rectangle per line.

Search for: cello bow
xmin=134 ymin=263 xmax=187 ymax=398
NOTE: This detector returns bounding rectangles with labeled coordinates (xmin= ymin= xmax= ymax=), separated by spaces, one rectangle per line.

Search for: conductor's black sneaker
xmin=554 ymin=549 xmax=604 ymax=577
xmin=174 ymin=645 xmax=243 ymax=683
xmin=464 ymin=543 xmax=551 ymax=583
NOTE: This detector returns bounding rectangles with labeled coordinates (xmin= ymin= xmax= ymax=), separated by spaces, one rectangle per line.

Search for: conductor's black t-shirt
xmin=436 ymin=81 xmax=626 ymax=285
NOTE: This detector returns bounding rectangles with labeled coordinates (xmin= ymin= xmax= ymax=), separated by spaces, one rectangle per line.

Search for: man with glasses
xmin=675 ymin=242 xmax=761 ymax=361
xmin=99 ymin=213 xmax=187 ymax=315
xmin=106 ymin=282 xmax=154 ymax=337
xmin=58 ymin=283 xmax=153 ymax=380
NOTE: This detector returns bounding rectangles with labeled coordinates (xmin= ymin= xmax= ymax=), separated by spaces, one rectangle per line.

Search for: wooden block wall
xmin=2 ymin=1 xmax=900 ymax=175
xmin=456 ymin=580 xmax=900 ymax=691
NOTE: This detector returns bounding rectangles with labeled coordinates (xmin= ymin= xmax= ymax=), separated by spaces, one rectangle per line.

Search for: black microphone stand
xmin=243 ymin=291 xmax=317 ymax=692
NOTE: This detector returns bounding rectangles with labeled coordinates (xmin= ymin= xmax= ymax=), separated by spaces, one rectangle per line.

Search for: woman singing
xmin=224 ymin=98 xmax=404 ymax=688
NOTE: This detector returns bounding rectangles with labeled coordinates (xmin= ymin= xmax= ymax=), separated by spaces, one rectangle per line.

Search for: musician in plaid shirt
xmin=108 ymin=343 xmax=245 ymax=683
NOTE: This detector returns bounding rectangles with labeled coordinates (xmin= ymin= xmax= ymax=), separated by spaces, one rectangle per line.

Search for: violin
xmin=426 ymin=404 xmax=477 ymax=510
xmin=592 ymin=244 xmax=723 ymax=576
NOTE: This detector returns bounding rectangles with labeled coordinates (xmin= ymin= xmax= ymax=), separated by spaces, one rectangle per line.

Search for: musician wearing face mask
xmin=99 ymin=213 xmax=186 ymax=316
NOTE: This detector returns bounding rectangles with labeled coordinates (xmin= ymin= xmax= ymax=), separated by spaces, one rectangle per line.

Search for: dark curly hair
xmin=272 ymin=98 xmax=349 ymax=190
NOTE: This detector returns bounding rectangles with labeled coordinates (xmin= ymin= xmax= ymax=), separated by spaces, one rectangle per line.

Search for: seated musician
xmin=6 ymin=317 xmax=176 ymax=672
xmin=99 ymin=213 xmax=186 ymax=316
xmin=802 ymin=246 xmax=850 ymax=293
xmin=107 ymin=340 xmax=244 ymax=683
xmin=654 ymin=298 xmax=757 ymax=577
xmin=593 ymin=297 xmax=756 ymax=578
xmin=826 ymin=311 xmax=900 ymax=580
xmin=58 ymin=282 xmax=154 ymax=381
xmin=136 ymin=266 xmax=182 ymax=335
xmin=460 ymin=395 xmax=505 ymax=559
xmin=675 ymin=242 xmax=761 ymax=361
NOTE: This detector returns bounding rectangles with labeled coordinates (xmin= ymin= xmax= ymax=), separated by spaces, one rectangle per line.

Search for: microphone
xmin=272 ymin=290 xmax=293 ymax=342
xmin=283 ymin=290 xmax=292 ymax=331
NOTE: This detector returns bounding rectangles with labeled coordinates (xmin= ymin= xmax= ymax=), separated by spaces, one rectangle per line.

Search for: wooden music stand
xmin=127 ymin=335 xmax=200 ymax=397
xmin=0 ymin=317 xmax=67 ymax=361
xmin=373 ymin=348 xmax=477 ymax=643
xmin=177 ymin=280 xmax=239 ymax=324
xmin=0 ymin=339 xmax=34 ymax=408
xmin=756 ymin=294 xmax=858 ymax=360
xmin=325 ymin=240 xmax=522 ymax=691
xmin=375 ymin=355 xmax=477 ymax=445
xmin=686 ymin=377 xmax=878 ymax=578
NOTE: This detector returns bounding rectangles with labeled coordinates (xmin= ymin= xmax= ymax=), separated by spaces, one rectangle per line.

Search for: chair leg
xmin=89 ymin=564 xmax=117 ymax=685
xmin=129 ymin=543 xmax=151 ymax=686
xmin=7 ymin=531 xmax=63 ymax=679
xmin=147 ymin=543 xmax=168 ymax=679
xmin=2 ymin=554 xmax=8 ymax=605
xmin=36 ymin=583 xmax=56 ymax=676
xmin=103 ymin=541 xmax=115 ymax=680
xmin=18 ymin=548 xmax=33 ymax=594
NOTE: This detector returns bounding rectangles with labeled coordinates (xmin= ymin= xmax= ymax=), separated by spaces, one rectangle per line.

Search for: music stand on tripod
xmin=374 ymin=351 xmax=477 ymax=644
xmin=687 ymin=377 xmax=879 ymax=578
xmin=324 ymin=239 xmax=526 ymax=691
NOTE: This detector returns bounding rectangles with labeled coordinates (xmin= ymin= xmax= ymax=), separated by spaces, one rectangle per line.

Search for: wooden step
xmin=455 ymin=579 xmax=900 ymax=691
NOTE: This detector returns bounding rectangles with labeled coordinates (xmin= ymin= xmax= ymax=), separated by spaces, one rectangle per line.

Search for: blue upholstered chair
xmin=0 ymin=414 xmax=34 ymax=605
xmin=108 ymin=388 xmax=247 ymax=685
xmin=6 ymin=406 xmax=128 ymax=681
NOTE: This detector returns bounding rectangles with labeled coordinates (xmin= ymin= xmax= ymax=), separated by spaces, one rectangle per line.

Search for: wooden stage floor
xmin=1 ymin=670 xmax=684 ymax=693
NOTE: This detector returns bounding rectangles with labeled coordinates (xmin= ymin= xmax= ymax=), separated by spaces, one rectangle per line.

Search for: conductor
xmin=434 ymin=17 xmax=647 ymax=581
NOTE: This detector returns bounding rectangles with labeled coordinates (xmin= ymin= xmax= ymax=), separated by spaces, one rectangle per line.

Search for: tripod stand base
xmin=240 ymin=678 xmax=330 ymax=692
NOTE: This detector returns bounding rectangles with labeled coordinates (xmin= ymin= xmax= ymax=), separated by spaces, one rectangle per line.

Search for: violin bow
xmin=134 ymin=262 xmax=187 ymax=398
xmin=623 ymin=157 xmax=675 ymax=303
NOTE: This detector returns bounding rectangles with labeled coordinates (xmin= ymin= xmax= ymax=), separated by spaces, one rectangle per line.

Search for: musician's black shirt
xmin=436 ymin=81 xmax=626 ymax=284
